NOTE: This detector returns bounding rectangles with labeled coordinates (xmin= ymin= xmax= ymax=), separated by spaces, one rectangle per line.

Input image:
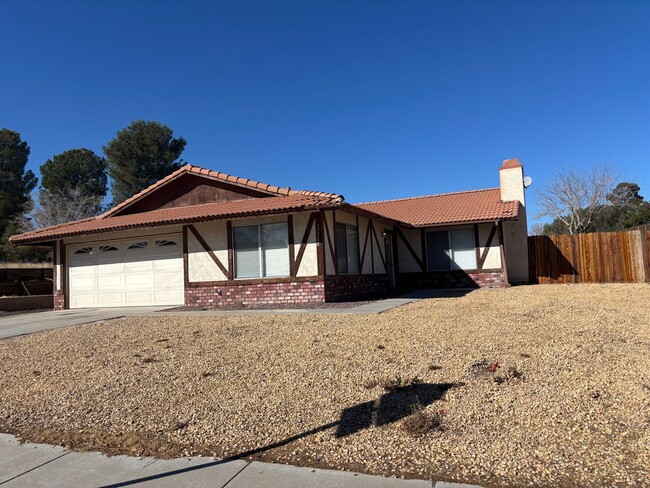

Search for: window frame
xmin=335 ymin=222 xmax=360 ymax=275
xmin=425 ymin=226 xmax=478 ymax=272
xmin=232 ymin=220 xmax=290 ymax=280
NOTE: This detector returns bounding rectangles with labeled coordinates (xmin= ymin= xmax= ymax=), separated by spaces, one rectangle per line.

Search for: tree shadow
xmin=101 ymin=382 xmax=460 ymax=487
xmin=336 ymin=382 xmax=457 ymax=437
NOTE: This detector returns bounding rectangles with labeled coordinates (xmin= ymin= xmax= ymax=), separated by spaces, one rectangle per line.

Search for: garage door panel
xmin=97 ymin=275 xmax=123 ymax=288
xmin=154 ymin=290 xmax=184 ymax=304
xmin=68 ymin=234 xmax=184 ymax=308
xmin=125 ymin=291 xmax=153 ymax=305
xmin=125 ymin=273 xmax=152 ymax=287
xmin=97 ymin=293 xmax=124 ymax=306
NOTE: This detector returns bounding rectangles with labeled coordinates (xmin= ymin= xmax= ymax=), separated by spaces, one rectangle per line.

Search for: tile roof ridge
xmin=354 ymin=187 xmax=500 ymax=206
xmin=8 ymin=216 xmax=98 ymax=241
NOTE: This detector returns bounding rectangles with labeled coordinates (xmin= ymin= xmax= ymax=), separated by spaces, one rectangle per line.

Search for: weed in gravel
xmin=428 ymin=364 xmax=442 ymax=371
xmin=381 ymin=375 xmax=422 ymax=392
xmin=402 ymin=403 xmax=445 ymax=436
xmin=171 ymin=420 xmax=189 ymax=431
xmin=200 ymin=371 xmax=214 ymax=378
xmin=520 ymin=353 xmax=531 ymax=358
xmin=32 ymin=370 xmax=41 ymax=377
xmin=377 ymin=345 xmax=385 ymax=350
xmin=494 ymin=366 xmax=524 ymax=384
xmin=363 ymin=379 xmax=378 ymax=389
xmin=142 ymin=357 xmax=157 ymax=364
xmin=468 ymin=359 xmax=500 ymax=377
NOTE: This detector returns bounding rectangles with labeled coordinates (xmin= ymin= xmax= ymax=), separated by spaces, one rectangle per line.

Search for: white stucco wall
xmin=188 ymin=220 xmax=229 ymax=282
xmin=396 ymin=228 xmax=422 ymax=273
xmin=478 ymin=223 xmax=502 ymax=270
xmin=293 ymin=212 xmax=318 ymax=277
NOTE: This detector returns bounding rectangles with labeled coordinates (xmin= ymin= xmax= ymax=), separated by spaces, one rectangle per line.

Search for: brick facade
xmin=185 ymin=279 xmax=326 ymax=308
xmin=324 ymin=274 xmax=390 ymax=302
xmin=397 ymin=270 xmax=508 ymax=289
xmin=53 ymin=292 xmax=65 ymax=310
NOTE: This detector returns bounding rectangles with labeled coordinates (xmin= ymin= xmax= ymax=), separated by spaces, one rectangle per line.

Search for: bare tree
xmin=31 ymin=189 xmax=104 ymax=228
xmin=535 ymin=164 xmax=617 ymax=234
xmin=529 ymin=223 xmax=546 ymax=236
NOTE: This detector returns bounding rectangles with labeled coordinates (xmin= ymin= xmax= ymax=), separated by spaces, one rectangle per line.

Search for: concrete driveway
xmin=0 ymin=307 xmax=168 ymax=340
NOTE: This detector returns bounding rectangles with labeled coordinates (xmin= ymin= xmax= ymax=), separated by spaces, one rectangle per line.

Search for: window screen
xmin=233 ymin=222 xmax=289 ymax=279
xmin=449 ymin=228 xmax=476 ymax=270
xmin=426 ymin=228 xmax=477 ymax=271
xmin=426 ymin=231 xmax=451 ymax=271
xmin=335 ymin=222 xmax=359 ymax=274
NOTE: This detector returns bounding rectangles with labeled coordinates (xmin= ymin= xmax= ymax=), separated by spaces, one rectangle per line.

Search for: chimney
xmin=498 ymin=158 xmax=529 ymax=284
xmin=499 ymin=158 xmax=525 ymax=205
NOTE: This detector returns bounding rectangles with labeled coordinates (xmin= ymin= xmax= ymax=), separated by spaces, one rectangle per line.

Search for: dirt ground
xmin=1 ymin=284 xmax=649 ymax=487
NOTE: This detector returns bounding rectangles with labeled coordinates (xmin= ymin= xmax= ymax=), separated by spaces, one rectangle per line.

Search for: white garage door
xmin=68 ymin=234 xmax=184 ymax=308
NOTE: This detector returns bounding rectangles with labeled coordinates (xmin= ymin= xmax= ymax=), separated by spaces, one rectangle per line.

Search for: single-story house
xmin=10 ymin=158 xmax=529 ymax=310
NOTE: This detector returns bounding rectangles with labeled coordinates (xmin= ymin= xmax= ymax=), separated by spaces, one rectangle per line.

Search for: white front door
xmin=67 ymin=234 xmax=184 ymax=308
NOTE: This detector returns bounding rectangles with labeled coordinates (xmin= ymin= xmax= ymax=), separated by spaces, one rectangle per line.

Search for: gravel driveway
xmin=1 ymin=284 xmax=648 ymax=487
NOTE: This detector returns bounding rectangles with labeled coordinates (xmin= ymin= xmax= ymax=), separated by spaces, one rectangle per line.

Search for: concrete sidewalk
xmin=0 ymin=434 xmax=480 ymax=488
xmin=0 ymin=290 xmax=473 ymax=341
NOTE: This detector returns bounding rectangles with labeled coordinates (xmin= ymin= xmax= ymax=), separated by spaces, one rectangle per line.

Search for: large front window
xmin=335 ymin=222 xmax=359 ymax=274
xmin=426 ymin=228 xmax=476 ymax=271
xmin=233 ymin=222 xmax=290 ymax=279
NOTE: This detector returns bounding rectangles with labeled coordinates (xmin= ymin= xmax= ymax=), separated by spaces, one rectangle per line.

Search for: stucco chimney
xmin=499 ymin=158 xmax=529 ymax=284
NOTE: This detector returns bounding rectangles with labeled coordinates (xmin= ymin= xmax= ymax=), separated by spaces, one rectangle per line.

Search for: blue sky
xmin=2 ymin=0 xmax=649 ymax=227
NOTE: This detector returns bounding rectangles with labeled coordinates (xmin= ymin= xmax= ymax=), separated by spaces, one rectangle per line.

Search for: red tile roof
xmin=354 ymin=188 xmax=519 ymax=227
xmin=100 ymin=164 xmax=341 ymax=219
xmin=10 ymin=195 xmax=338 ymax=244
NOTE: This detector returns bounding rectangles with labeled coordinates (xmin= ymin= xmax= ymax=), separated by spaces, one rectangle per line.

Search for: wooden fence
xmin=528 ymin=226 xmax=650 ymax=284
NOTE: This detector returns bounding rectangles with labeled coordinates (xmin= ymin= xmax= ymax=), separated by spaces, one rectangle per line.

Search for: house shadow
xmin=101 ymin=382 xmax=459 ymax=488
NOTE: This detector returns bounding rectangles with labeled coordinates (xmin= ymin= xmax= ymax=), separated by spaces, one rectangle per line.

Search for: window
xmin=73 ymin=247 xmax=93 ymax=255
xmin=155 ymin=239 xmax=177 ymax=247
xmin=426 ymin=228 xmax=477 ymax=271
xmin=98 ymin=245 xmax=119 ymax=252
xmin=233 ymin=222 xmax=290 ymax=279
xmin=127 ymin=242 xmax=148 ymax=250
xmin=335 ymin=222 xmax=359 ymax=274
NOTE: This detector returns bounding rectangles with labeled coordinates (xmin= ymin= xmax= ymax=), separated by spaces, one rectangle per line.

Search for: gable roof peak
xmin=99 ymin=164 xmax=342 ymax=220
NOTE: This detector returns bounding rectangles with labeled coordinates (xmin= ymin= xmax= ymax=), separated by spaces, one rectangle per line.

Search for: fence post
xmin=640 ymin=227 xmax=650 ymax=283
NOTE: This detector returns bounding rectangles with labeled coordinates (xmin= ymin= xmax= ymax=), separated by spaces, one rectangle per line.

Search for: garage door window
xmin=127 ymin=241 xmax=148 ymax=250
xmin=99 ymin=245 xmax=119 ymax=252
xmin=233 ymin=222 xmax=290 ymax=279
xmin=155 ymin=239 xmax=178 ymax=248
xmin=74 ymin=247 xmax=93 ymax=255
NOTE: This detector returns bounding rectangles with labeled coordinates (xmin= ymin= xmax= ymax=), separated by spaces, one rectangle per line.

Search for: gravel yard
xmin=1 ymin=284 xmax=649 ymax=487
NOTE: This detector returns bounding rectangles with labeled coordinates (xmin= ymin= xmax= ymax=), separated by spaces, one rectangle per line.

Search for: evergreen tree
xmin=103 ymin=121 xmax=186 ymax=204
xmin=40 ymin=148 xmax=107 ymax=197
xmin=0 ymin=129 xmax=37 ymax=231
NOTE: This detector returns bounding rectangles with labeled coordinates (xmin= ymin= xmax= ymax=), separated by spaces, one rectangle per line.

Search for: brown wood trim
xmin=294 ymin=213 xmax=316 ymax=275
xmin=356 ymin=214 xmax=361 ymax=273
xmin=477 ymin=223 xmax=498 ymax=270
xmin=332 ymin=209 xmax=338 ymax=275
xmin=60 ymin=240 xmax=67 ymax=308
xmin=52 ymin=241 xmax=58 ymax=292
xmin=395 ymin=227 xmax=424 ymax=271
xmin=420 ymin=229 xmax=427 ymax=272
xmin=370 ymin=220 xmax=375 ymax=274
xmin=474 ymin=224 xmax=481 ymax=270
xmin=287 ymin=214 xmax=296 ymax=277
xmin=317 ymin=212 xmax=325 ymax=276
xmin=226 ymin=221 xmax=234 ymax=280
xmin=360 ymin=219 xmax=371 ymax=272
xmin=370 ymin=221 xmax=386 ymax=271
xmin=639 ymin=228 xmax=650 ymax=283
xmin=187 ymin=224 xmax=229 ymax=277
xmin=182 ymin=225 xmax=189 ymax=286
xmin=496 ymin=220 xmax=508 ymax=282
xmin=322 ymin=211 xmax=337 ymax=274
xmin=186 ymin=275 xmax=325 ymax=287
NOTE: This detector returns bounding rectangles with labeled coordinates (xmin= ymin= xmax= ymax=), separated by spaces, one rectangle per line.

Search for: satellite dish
xmin=523 ymin=176 xmax=533 ymax=188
